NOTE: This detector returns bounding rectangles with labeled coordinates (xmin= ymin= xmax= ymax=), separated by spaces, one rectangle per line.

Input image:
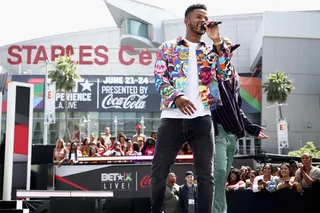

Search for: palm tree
xmin=262 ymin=71 xmax=294 ymax=119
xmin=49 ymin=55 xmax=81 ymax=142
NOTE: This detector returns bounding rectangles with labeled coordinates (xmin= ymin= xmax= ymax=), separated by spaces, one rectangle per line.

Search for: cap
xmin=185 ymin=171 xmax=194 ymax=177
xmin=136 ymin=125 xmax=142 ymax=129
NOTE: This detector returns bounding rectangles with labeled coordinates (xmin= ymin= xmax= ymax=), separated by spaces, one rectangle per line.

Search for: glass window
xmin=151 ymin=112 xmax=161 ymax=132
xmin=112 ymin=112 xmax=125 ymax=139
xmin=124 ymin=112 xmax=136 ymax=139
xmin=137 ymin=112 xmax=151 ymax=136
xmin=121 ymin=19 xmax=149 ymax=39
xmin=99 ymin=112 xmax=112 ymax=137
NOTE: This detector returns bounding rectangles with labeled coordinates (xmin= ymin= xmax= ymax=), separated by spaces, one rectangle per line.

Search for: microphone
xmin=200 ymin=21 xmax=222 ymax=31
xmin=230 ymin=44 xmax=241 ymax=53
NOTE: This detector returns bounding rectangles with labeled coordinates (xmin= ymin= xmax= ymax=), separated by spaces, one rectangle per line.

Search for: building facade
xmin=0 ymin=0 xmax=319 ymax=154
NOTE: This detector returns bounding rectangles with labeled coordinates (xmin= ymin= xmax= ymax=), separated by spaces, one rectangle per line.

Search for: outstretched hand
xmin=257 ymin=127 xmax=268 ymax=139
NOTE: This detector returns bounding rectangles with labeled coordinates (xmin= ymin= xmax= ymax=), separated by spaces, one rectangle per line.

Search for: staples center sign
xmin=7 ymin=45 xmax=153 ymax=66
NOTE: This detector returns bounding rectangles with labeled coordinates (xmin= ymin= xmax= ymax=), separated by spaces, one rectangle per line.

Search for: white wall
xmin=250 ymin=11 xmax=320 ymax=68
xmin=261 ymin=37 xmax=320 ymax=153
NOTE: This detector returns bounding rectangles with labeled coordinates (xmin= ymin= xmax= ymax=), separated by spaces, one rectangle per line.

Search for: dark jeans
xmin=150 ymin=115 xmax=215 ymax=213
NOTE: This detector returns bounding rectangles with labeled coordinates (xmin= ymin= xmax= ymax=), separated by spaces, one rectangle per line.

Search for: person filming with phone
xmin=266 ymin=163 xmax=295 ymax=193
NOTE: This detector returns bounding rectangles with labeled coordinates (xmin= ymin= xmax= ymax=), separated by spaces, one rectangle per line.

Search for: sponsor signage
xmin=278 ymin=119 xmax=289 ymax=148
xmin=101 ymin=173 xmax=133 ymax=191
xmin=55 ymin=163 xmax=194 ymax=197
xmin=11 ymin=75 xmax=160 ymax=112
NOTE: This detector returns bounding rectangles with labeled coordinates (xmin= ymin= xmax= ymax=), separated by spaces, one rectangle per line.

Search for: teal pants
xmin=213 ymin=124 xmax=237 ymax=213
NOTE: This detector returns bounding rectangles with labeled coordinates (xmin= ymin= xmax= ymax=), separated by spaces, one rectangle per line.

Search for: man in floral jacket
xmin=150 ymin=4 xmax=232 ymax=213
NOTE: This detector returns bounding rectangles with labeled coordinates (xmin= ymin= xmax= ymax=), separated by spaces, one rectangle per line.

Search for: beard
xmin=190 ymin=22 xmax=205 ymax=36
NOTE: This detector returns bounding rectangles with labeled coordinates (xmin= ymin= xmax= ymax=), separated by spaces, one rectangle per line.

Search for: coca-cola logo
xmin=139 ymin=174 xmax=179 ymax=189
xmin=140 ymin=175 xmax=150 ymax=188
xmin=101 ymin=94 xmax=147 ymax=109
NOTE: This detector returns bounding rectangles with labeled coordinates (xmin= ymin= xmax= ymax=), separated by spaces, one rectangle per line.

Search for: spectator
xmin=239 ymin=166 xmax=248 ymax=181
xmin=71 ymin=125 xmax=85 ymax=142
xmin=179 ymin=171 xmax=197 ymax=213
xmin=245 ymin=170 xmax=256 ymax=189
xmin=53 ymin=138 xmax=68 ymax=167
xmin=132 ymin=125 xmax=146 ymax=143
xmin=273 ymin=167 xmax=280 ymax=177
xmin=103 ymin=141 xmax=124 ymax=156
xmin=226 ymin=169 xmax=245 ymax=191
xmin=180 ymin=142 xmax=193 ymax=155
xmin=125 ymin=139 xmax=133 ymax=156
xmin=256 ymin=167 xmax=263 ymax=176
xmin=81 ymin=138 xmax=90 ymax=156
xmin=267 ymin=163 xmax=295 ymax=192
xmin=118 ymin=132 xmax=126 ymax=143
xmin=102 ymin=127 xmax=112 ymax=147
xmin=163 ymin=173 xmax=180 ymax=213
xmin=141 ymin=137 xmax=155 ymax=156
xmin=252 ymin=163 xmax=275 ymax=192
xmin=68 ymin=142 xmax=82 ymax=165
xmin=293 ymin=153 xmax=320 ymax=193
xmin=90 ymin=133 xmax=98 ymax=144
xmin=89 ymin=145 xmax=100 ymax=157
xmin=109 ymin=136 xmax=116 ymax=149
xmin=241 ymin=166 xmax=252 ymax=181
xmin=129 ymin=142 xmax=142 ymax=156
xmin=137 ymin=136 xmax=144 ymax=150
xmin=151 ymin=131 xmax=157 ymax=140
xmin=289 ymin=160 xmax=298 ymax=176
xmin=96 ymin=136 xmax=107 ymax=155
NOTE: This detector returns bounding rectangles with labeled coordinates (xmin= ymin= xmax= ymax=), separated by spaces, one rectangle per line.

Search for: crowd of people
xmin=162 ymin=153 xmax=320 ymax=213
xmin=225 ymin=154 xmax=320 ymax=194
xmin=53 ymin=125 xmax=193 ymax=166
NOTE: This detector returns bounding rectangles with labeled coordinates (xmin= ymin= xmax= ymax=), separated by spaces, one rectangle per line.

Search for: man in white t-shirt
xmin=102 ymin=126 xmax=112 ymax=146
xmin=151 ymin=4 xmax=232 ymax=213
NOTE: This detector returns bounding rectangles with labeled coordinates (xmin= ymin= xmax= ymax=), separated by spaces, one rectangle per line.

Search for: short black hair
xmin=184 ymin=4 xmax=207 ymax=18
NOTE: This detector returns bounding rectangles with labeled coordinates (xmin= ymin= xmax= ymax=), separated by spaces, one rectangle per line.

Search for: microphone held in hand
xmin=200 ymin=21 xmax=222 ymax=31
xmin=230 ymin=44 xmax=241 ymax=53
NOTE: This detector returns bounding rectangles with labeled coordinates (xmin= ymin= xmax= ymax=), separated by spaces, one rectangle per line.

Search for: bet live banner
xmin=55 ymin=163 xmax=194 ymax=198
xmin=10 ymin=75 xmax=160 ymax=112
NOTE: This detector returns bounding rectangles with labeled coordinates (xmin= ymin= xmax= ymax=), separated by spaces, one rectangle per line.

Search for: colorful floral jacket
xmin=154 ymin=36 xmax=231 ymax=110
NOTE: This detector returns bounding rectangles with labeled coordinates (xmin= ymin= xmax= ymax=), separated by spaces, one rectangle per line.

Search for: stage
xmin=14 ymin=188 xmax=319 ymax=213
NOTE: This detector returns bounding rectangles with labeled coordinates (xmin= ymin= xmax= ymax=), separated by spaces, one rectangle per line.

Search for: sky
xmin=0 ymin=0 xmax=319 ymax=47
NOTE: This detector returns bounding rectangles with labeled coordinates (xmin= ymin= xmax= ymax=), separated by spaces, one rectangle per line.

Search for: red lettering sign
xmin=279 ymin=124 xmax=286 ymax=130
xmin=139 ymin=50 xmax=152 ymax=66
xmin=7 ymin=45 xmax=22 ymax=65
xmin=51 ymin=45 xmax=65 ymax=61
xmin=119 ymin=46 xmax=135 ymax=66
xmin=7 ymin=45 xmax=153 ymax=66
xmin=140 ymin=175 xmax=150 ymax=188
